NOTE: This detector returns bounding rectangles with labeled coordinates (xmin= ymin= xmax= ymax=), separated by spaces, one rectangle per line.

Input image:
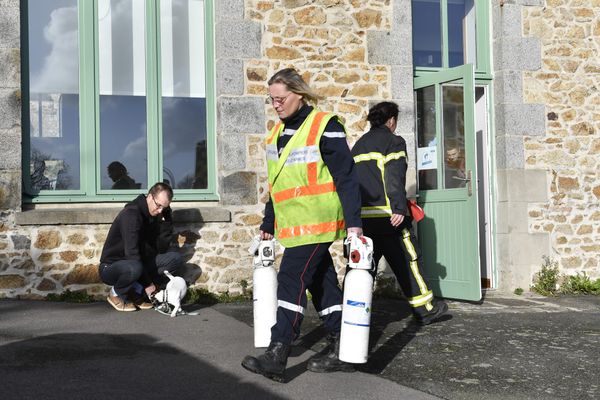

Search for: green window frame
xmin=21 ymin=0 xmax=217 ymax=203
xmin=412 ymin=0 xmax=491 ymax=78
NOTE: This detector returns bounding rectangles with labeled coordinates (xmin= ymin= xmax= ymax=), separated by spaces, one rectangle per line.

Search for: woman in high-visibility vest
xmin=241 ymin=68 xmax=363 ymax=382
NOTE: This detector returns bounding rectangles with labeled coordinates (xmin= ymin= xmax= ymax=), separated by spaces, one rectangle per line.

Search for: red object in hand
xmin=407 ymin=199 xmax=425 ymax=222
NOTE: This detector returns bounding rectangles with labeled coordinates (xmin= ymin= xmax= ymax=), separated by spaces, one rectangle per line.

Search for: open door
xmin=414 ymin=64 xmax=481 ymax=301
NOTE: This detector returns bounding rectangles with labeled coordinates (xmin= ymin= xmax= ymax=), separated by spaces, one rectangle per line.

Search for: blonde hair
xmin=268 ymin=68 xmax=321 ymax=105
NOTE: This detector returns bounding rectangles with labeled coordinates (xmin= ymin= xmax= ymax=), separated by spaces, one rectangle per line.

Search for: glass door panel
xmin=442 ymin=86 xmax=467 ymax=188
xmin=416 ymin=86 xmax=438 ymax=190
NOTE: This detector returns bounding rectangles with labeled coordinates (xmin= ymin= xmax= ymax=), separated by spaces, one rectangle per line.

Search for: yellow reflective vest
xmin=266 ymin=109 xmax=345 ymax=247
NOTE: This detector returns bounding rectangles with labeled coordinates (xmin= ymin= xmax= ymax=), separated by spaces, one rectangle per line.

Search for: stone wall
xmin=0 ymin=0 xmax=409 ymax=298
xmin=1 ymin=208 xmax=344 ymax=299
xmin=522 ymin=0 xmax=600 ymax=278
xmin=0 ymin=0 xmax=22 ymax=211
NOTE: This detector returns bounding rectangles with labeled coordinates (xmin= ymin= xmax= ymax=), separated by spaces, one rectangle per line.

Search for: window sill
xmin=15 ymin=205 xmax=231 ymax=225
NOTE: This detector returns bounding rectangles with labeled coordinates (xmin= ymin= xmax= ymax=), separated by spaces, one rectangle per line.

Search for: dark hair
xmin=148 ymin=182 xmax=173 ymax=201
xmin=367 ymin=101 xmax=399 ymax=128
xmin=268 ymin=68 xmax=321 ymax=104
xmin=107 ymin=161 xmax=127 ymax=176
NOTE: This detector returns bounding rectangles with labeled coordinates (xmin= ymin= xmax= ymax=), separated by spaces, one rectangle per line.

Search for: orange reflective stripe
xmin=307 ymin=112 xmax=327 ymax=145
xmin=306 ymin=112 xmax=327 ymax=184
xmin=267 ymin=122 xmax=282 ymax=144
xmin=307 ymin=162 xmax=317 ymax=185
xmin=278 ymin=220 xmax=345 ymax=239
xmin=273 ymin=182 xmax=336 ymax=203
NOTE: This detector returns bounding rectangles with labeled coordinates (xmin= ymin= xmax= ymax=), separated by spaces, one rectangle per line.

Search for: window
xmin=23 ymin=0 xmax=216 ymax=202
xmin=412 ymin=0 xmax=489 ymax=74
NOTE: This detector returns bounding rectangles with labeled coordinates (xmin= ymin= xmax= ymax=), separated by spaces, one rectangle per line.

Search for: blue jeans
xmin=98 ymin=252 xmax=183 ymax=298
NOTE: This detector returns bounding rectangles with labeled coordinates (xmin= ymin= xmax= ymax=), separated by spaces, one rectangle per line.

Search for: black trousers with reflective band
xmin=270 ymin=242 xmax=343 ymax=345
xmin=368 ymin=223 xmax=435 ymax=317
xmin=98 ymin=251 xmax=183 ymax=298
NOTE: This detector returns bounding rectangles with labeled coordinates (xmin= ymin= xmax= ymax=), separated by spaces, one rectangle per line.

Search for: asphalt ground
xmin=1 ymin=293 xmax=599 ymax=400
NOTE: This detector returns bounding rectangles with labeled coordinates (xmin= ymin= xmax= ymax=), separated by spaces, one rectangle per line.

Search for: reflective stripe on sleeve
xmin=361 ymin=207 xmax=392 ymax=216
xmin=353 ymin=152 xmax=383 ymax=163
xmin=281 ymin=128 xmax=297 ymax=137
xmin=322 ymin=131 xmax=346 ymax=139
xmin=384 ymin=151 xmax=407 ymax=164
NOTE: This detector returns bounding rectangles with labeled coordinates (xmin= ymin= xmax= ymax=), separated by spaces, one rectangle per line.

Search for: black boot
xmin=307 ymin=332 xmax=355 ymax=373
xmin=241 ymin=341 xmax=290 ymax=382
xmin=415 ymin=299 xmax=448 ymax=326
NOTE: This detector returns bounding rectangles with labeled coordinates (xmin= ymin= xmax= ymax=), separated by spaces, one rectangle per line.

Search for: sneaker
xmin=107 ymin=294 xmax=137 ymax=312
xmin=136 ymin=300 xmax=154 ymax=310
xmin=415 ymin=300 xmax=448 ymax=326
xmin=126 ymin=285 xmax=155 ymax=310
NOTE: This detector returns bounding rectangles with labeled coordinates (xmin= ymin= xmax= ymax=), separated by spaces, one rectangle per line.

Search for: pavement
xmin=0 ymin=292 xmax=598 ymax=400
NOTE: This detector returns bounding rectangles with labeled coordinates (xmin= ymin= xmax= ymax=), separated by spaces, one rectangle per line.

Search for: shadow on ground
xmin=213 ymin=297 xmax=431 ymax=378
xmin=0 ymin=333 xmax=285 ymax=400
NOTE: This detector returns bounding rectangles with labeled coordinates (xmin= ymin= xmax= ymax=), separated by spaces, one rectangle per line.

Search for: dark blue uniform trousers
xmin=99 ymin=251 xmax=183 ymax=298
xmin=270 ymin=242 xmax=344 ymax=345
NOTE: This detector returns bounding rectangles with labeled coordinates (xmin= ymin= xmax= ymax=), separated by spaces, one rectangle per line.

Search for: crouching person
xmin=99 ymin=182 xmax=183 ymax=312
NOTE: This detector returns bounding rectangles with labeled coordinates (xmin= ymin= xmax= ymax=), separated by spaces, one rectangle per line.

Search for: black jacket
xmin=260 ymin=104 xmax=362 ymax=234
xmin=100 ymin=194 xmax=174 ymax=268
xmin=351 ymin=126 xmax=409 ymax=234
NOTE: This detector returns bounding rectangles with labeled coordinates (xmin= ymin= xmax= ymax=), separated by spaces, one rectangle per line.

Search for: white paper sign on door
xmin=417 ymin=146 xmax=437 ymax=170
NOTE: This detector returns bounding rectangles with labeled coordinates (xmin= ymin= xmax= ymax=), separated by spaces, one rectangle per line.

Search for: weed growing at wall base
xmin=46 ymin=289 xmax=96 ymax=303
xmin=560 ymin=273 xmax=600 ymax=295
xmin=531 ymin=256 xmax=560 ymax=296
xmin=185 ymin=287 xmax=252 ymax=305
xmin=531 ymin=256 xmax=600 ymax=296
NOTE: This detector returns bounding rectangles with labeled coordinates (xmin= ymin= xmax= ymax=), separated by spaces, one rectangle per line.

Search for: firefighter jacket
xmin=351 ymin=126 xmax=409 ymax=234
xmin=265 ymin=108 xmax=354 ymax=247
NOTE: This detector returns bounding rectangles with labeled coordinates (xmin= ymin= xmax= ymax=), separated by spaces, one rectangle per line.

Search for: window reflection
xmin=448 ymin=0 xmax=476 ymax=67
xmin=161 ymin=0 xmax=208 ymax=189
xmin=107 ymin=161 xmax=140 ymax=189
xmin=28 ymin=0 xmax=80 ymax=191
xmin=412 ymin=0 xmax=442 ymax=68
xmin=98 ymin=0 xmax=148 ymax=190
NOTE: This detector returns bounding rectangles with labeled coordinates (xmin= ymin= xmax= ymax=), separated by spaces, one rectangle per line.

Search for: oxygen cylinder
xmin=250 ymin=237 xmax=278 ymax=348
xmin=339 ymin=234 xmax=375 ymax=364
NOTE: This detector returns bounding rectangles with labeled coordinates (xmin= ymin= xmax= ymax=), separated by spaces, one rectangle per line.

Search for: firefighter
xmin=241 ymin=68 xmax=363 ymax=382
xmin=351 ymin=101 xmax=448 ymax=325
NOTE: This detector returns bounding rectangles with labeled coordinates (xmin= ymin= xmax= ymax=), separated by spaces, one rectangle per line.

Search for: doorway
xmin=413 ymin=64 xmax=494 ymax=301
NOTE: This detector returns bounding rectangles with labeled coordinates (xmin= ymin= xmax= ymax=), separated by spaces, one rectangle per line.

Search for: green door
xmin=413 ymin=64 xmax=481 ymax=301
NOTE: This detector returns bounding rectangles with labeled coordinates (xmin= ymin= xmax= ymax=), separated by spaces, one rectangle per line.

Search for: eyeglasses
xmin=267 ymin=94 xmax=290 ymax=106
xmin=151 ymin=195 xmax=168 ymax=210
